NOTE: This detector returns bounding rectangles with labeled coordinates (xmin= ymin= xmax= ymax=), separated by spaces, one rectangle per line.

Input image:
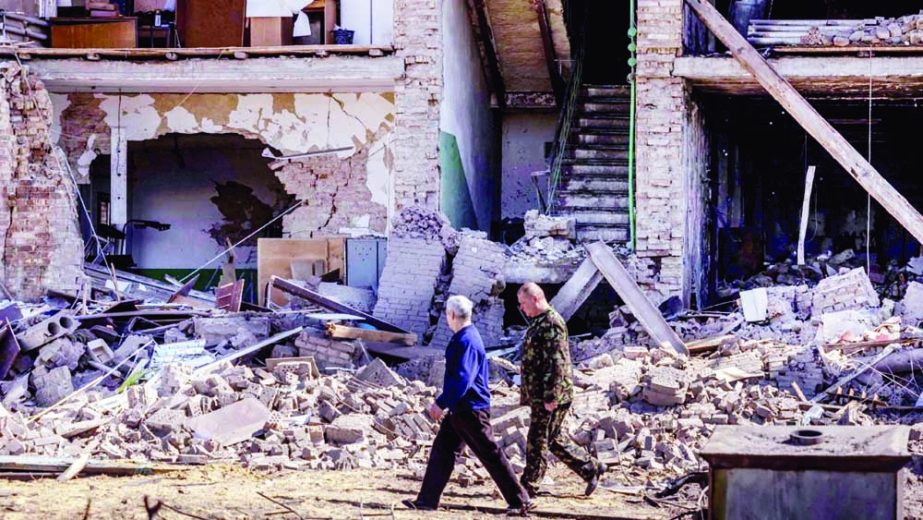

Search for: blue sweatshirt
xmin=435 ymin=325 xmax=491 ymax=412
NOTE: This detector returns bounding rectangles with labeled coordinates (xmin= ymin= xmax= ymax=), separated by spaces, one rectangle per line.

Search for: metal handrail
xmin=545 ymin=24 xmax=586 ymax=215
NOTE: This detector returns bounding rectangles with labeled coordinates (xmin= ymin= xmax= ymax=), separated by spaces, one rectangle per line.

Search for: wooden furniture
xmin=50 ymin=17 xmax=136 ymax=48
xmin=302 ymin=0 xmax=337 ymax=45
xmin=248 ymin=17 xmax=293 ymax=47
xmin=176 ymin=0 xmax=245 ymax=48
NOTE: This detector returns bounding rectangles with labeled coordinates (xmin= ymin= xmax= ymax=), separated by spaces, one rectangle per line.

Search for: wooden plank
xmin=57 ymin=452 xmax=90 ymax=482
xmin=0 ymin=456 xmax=187 ymax=476
xmin=548 ymin=258 xmax=603 ymax=321
xmin=257 ymin=238 xmax=344 ymax=306
xmin=325 ymin=323 xmax=417 ymax=346
xmin=685 ymin=334 xmax=736 ymax=355
xmin=686 ymin=0 xmax=923 ymax=246
xmin=215 ymin=279 xmax=245 ymax=312
xmin=797 ymin=165 xmax=816 ymax=265
xmin=270 ymin=276 xmax=410 ymax=334
xmin=585 ymin=242 xmax=688 ymax=355
xmin=0 ymin=44 xmax=394 ymax=59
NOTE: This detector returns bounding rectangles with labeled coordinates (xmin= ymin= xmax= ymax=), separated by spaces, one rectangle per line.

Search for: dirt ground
xmin=0 ymin=465 xmax=692 ymax=520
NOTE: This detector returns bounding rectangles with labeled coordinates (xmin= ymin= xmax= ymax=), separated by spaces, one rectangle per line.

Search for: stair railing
xmin=544 ymin=11 xmax=587 ymax=216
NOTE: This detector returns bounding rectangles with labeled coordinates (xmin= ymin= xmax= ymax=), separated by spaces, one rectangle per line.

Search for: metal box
xmin=700 ymin=425 xmax=910 ymax=520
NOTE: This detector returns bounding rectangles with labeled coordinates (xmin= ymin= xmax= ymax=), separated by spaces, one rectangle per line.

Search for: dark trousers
xmin=416 ymin=408 xmax=529 ymax=509
xmin=521 ymin=402 xmax=597 ymax=495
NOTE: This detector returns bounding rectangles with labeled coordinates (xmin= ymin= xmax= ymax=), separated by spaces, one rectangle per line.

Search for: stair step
xmin=575 ymin=134 xmax=631 ymax=145
xmin=582 ymin=86 xmax=630 ymax=98
xmin=576 ymin=117 xmax=631 ymax=130
xmin=557 ymin=192 xmax=630 ymax=209
xmin=563 ymin=164 xmax=630 ymax=175
xmin=579 ymin=102 xmax=630 ymax=114
xmin=561 ymin=178 xmax=630 ymax=192
xmin=560 ymin=211 xmax=631 ymax=226
xmin=577 ymin=226 xmax=630 ymax=242
xmin=570 ymin=148 xmax=630 ymax=160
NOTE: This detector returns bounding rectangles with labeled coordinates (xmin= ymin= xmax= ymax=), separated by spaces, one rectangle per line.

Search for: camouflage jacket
xmin=520 ymin=307 xmax=574 ymax=406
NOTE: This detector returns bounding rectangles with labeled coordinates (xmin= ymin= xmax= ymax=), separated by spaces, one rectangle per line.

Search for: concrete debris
xmin=523 ymin=210 xmax=576 ymax=240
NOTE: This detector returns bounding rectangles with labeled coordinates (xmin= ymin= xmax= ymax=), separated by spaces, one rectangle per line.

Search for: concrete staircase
xmin=553 ymin=85 xmax=631 ymax=243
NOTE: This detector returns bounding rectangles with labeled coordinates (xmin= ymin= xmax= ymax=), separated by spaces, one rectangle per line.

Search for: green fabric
xmin=439 ymin=131 xmax=478 ymax=230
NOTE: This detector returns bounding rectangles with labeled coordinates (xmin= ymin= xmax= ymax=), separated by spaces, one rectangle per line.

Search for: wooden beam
xmin=549 ymin=258 xmax=602 ymax=321
xmin=470 ymin=0 xmax=506 ymax=108
xmin=269 ymin=276 xmax=410 ymax=334
xmin=585 ymin=242 xmax=688 ymax=355
xmin=325 ymin=323 xmax=417 ymax=346
xmin=797 ymin=165 xmax=816 ymax=265
xmin=536 ymin=0 xmax=564 ymax=105
xmin=686 ymin=0 xmax=923 ymax=245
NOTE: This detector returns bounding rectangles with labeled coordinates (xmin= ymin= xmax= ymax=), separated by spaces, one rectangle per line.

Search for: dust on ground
xmin=0 ymin=465 xmax=687 ymax=520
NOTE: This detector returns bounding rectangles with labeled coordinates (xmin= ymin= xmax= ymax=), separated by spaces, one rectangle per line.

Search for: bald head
xmin=517 ymin=282 xmax=549 ymax=318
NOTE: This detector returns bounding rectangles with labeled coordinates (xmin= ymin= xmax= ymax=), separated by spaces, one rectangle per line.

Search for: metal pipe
xmin=627 ymin=0 xmax=638 ymax=250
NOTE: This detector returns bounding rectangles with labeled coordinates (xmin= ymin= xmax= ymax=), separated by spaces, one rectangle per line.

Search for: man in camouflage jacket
xmin=517 ymin=283 xmax=605 ymax=498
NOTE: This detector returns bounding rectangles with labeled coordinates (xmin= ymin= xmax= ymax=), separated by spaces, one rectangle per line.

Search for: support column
xmin=110 ymin=124 xmax=127 ymax=226
xmin=634 ymin=0 xmax=693 ymax=303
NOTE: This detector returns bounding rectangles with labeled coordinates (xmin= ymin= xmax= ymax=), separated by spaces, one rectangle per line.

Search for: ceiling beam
xmin=467 ymin=0 xmax=506 ymax=108
xmin=535 ymin=0 xmax=564 ymax=106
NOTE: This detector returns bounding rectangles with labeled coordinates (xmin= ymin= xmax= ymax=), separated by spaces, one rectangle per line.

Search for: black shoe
xmin=402 ymin=498 xmax=436 ymax=511
xmin=506 ymin=500 xmax=537 ymax=517
xmin=583 ymin=463 xmax=607 ymax=497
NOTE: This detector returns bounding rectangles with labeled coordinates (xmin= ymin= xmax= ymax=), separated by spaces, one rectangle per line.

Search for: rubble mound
xmin=390 ymin=205 xmax=455 ymax=245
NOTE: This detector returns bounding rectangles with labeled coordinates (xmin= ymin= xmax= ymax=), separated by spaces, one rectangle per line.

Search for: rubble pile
xmin=390 ymin=204 xmax=456 ymax=247
xmin=803 ymin=12 xmax=923 ymax=47
xmin=508 ymin=210 xmax=584 ymax=265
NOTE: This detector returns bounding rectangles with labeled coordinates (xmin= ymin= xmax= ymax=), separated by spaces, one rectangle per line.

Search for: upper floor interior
xmin=685 ymin=0 xmax=923 ymax=57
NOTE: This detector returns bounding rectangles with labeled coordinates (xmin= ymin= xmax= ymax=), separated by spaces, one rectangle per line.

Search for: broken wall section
xmin=0 ymin=64 xmax=82 ymax=300
xmin=54 ymin=91 xmax=396 ymax=239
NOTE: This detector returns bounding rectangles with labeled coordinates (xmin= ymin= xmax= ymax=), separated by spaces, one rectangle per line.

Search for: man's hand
xmin=427 ymin=402 xmax=444 ymax=421
xmin=544 ymin=401 xmax=558 ymax=412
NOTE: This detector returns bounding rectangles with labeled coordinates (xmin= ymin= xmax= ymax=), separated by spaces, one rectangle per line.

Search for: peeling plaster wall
xmin=501 ymin=111 xmax=557 ymax=219
xmin=53 ymin=91 xmax=396 ymax=238
xmin=0 ymin=64 xmax=83 ymax=300
xmin=440 ymin=0 xmax=499 ymax=231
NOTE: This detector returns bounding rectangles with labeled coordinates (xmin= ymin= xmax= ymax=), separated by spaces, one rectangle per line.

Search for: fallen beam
xmin=269 ymin=276 xmax=409 ymax=334
xmin=797 ymin=165 xmax=816 ymax=265
xmin=549 ymin=258 xmax=603 ymax=321
xmin=0 ymin=456 xmax=187 ymax=476
xmin=585 ymin=242 xmax=688 ymax=355
xmin=325 ymin=323 xmax=417 ymax=346
xmin=686 ymin=0 xmax=923 ymax=245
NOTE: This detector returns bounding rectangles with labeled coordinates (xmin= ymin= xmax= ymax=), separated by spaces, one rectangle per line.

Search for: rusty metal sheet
xmin=215 ymin=279 xmax=245 ymax=312
xmin=0 ymin=321 xmax=22 ymax=380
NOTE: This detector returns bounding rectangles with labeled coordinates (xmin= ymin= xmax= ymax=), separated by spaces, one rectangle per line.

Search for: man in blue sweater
xmin=403 ymin=295 xmax=533 ymax=516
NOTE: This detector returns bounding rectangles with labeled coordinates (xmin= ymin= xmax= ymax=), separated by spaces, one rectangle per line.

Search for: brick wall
xmin=634 ymin=0 xmax=695 ymax=303
xmin=430 ymin=233 xmax=508 ymax=349
xmin=373 ymin=237 xmax=446 ymax=340
xmin=276 ymin=139 xmax=389 ymax=238
xmin=392 ymin=0 xmax=443 ymax=212
xmin=0 ymin=64 xmax=82 ymax=300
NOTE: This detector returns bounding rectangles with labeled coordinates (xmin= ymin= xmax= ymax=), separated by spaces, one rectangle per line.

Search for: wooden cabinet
xmin=248 ymin=17 xmax=293 ymax=47
xmin=50 ymin=17 xmax=137 ymax=48
xmin=176 ymin=0 xmax=246 ymax=48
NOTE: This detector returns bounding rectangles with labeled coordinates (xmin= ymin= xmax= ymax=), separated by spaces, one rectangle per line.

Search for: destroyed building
xmin=4 ymin=0 xmax=923 ymax=518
